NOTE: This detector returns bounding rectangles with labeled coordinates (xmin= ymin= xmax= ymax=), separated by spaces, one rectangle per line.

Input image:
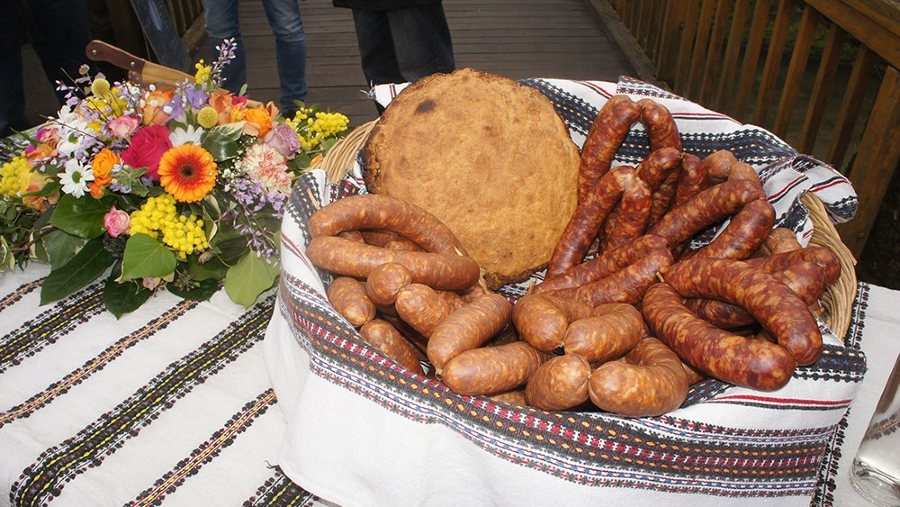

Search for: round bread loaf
xmin=363 ymin=68 xmax=580 ymax=289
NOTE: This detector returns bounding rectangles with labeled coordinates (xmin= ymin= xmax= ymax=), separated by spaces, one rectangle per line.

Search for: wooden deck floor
xmin=233 ymin=0 xmax=636 ymax=127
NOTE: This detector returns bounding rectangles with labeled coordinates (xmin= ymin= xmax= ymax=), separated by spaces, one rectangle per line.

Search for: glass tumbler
xmin=851 ymin=354 xmax=900 ymax=506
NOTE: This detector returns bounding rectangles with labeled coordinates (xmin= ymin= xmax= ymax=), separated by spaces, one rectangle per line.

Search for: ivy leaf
xmin=39 ymin=229 xmax=86 ymax=269
xmin=119 ymin=233 xmax=177 ymax=281
xmin=167 ymin=277 xmax=220 ymax=302
xmin=103 ymin=267 xmax=152 ymax=318
xmin=202 ymin=125 xmax=244 ymax=161
xmin=224 ymin=251 xmax=279 ymax=307
xmin=49 ymin=194 xmax=110 ymax=238
xmin=40 ymin=238 xmax=115 ymax=305
xmin=186 ymin=254 xmax=228 ymax=281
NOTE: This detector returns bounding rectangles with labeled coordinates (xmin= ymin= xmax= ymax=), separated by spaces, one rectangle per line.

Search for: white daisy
xmin=59 ymin=159 xmax=94 ymax=198
xmin=169 ymin=124 xmax=204 ymax=147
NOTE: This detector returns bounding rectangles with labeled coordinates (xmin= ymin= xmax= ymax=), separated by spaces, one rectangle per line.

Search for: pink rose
xmin=108 ymin=115 xmax=140 ymax=139
xmin=120 ymin=125 xmax=172 ymax=180
xmin=103 ymin=205 xmax=131 ymax=238
xmin=264 ymin=122 xmax=301 ymax=157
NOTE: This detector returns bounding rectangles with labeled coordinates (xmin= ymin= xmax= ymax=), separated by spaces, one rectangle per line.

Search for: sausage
xmin=638 ymin=147 xmax=684 ymax=226
xmin=642 ymin=283 xmax=796 ymax=390
xmin=512 ymin=293 xmax=593 ymax=352
xmin=600 ymin=170 xmax=652 ymax=252
xmin=427 ymin=292 xmax=513 ymax=374
xmin=578 ymin=95 xmax=642 ymax=200
xmin=327 ymin=276 xmax=376 ymax=327
xmin=489 ymin=389 xmax=527 ymax=406
xmin=683 ymin=198 xmax=775 ymax=260
xmin=536 ymin=234 xmax=668 ymax=294
xmin=307 ymin=236 xmax=480 ymax=291
xmin=673 ymin=153 xmax=708 ymax=207
xmin=648 ymin=179 xmax=766 ymax=250
xmin=524 ymin=354 xmax=592 ymax=411
xmin=563 ymin=303 xmax=644 ymax=363
xmin=685 ymin=258 xmax=829 ymax=328
xmin=395 ymin=283 xmax=464 ymax=337
xmin=308 ymin=194 xmax=468 ymax=255
xmin=359 ymin=319 xmax=425 ymax=375
xmin=547 ymin=166 xmax=644 ymax=277
xmin=703 ymin=150 xmax=762 ymax=186
xmin=556 ymin=248 xmax=673 ymax=306
xmin=637 ymin=98 xmax=682 ymax=152
xmin=663 ymin=258 xmax=823 ymax=365
xmin=757 ymin=227 xmax=802 ymax=257
xmin=441 ymin=341 xmax=552 ymax=396
xmin=365 ymin=262 xmax=413 ymax=306
xmin=588 ymin=337 xmax=689 ymax=416
xmin=745 ymin=246 xmax=842 ymax=286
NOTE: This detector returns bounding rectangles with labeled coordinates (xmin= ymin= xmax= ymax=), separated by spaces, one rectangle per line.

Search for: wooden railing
xmin=604 ymin=0 xmax=899 ymax=259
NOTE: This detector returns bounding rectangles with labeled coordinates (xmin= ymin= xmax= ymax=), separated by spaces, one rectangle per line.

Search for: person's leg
xmin=386 ymin=2 xmax=455 ymax=83
xmin=350 ymin=9 xmax=404 ymax=86
xmin=200 ymin=0 xmax=246 ymax=94
xmin=261 ymin=0 xmax=307 ymax=113
xmin=25 ymin=0 xmax=95 ymax=105
xmin=0 ymin=23 xmax=26 ymax=138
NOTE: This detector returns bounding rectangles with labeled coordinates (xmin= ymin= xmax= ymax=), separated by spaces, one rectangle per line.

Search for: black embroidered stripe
xmin=10 ymin=297 xmax=275 ymax=507
xmin=0 ymin=276 xmax=43 ymax=312
xmin=0 ymin=299 xmax=197 ymax=429
xmin=130 ymin=389 xmax=279 ymax=507
xmin=243 ymin=467 xmax=316 ymax=507
xmin=0 ymin=283 xmax=106 ymax=374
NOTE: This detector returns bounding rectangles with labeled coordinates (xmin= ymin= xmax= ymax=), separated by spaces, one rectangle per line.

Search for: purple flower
xmin=184 ymin=87 xmax=209 ymax=109
xmin=264 ymin=122 xmax=301 ymax=157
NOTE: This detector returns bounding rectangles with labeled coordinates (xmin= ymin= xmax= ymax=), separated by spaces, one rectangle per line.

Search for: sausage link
xmin=558 ymin=248 xmax=673 ymax=306
xmin=563 ymin=303 xmax=644 ymax=363
xmin=673 ymin=153 xmax=708 ymax=207
xmin=441 ymin=341 xmax=552 ymax=396
xmin=395 ymin=283 xmax=464 ymax=337
xmin=428 ymin=292 xmax=513 ymax=374
xmin=757 ymin=227 xmax=802 ymax=257
xmin=745 ymin=246 xmax=842 ymax=286
xmin=307 ymin=236 xmax=480 ymax=291
xmin=536 ymin=234 xmax=667 ymax=294
xmin=600 ymin=171 xmax=652 ymax=252
xmin=490 ymin=389 xmax=527 ymax=406
xmin=512 ymin=293 xmax=593 ymax=352
xmin=642 ymin=283 xmax=796 ymax=390
xmin=578 ymin=95 xmax=642 ymax=201
xmin=359 ymin=318 xmax=425 ymax=375
xmin=327 ymin=276 xmax=376 ymax=327
xmin=637 ymin=98 xmax=682 ymax=152
xmin=648 ymin=179 xmax=766 ymax=250
xmin=588 ymin=337 xmax=689 ymax=416
xmin=683 ymin=198 xmax=775 ymax=260
xmin=525 ymin=354 xmax=592 ymax=411
xmin=663 ymin=258 xmax=823 ymax=365
xmin=365 ymin=262 xmax=413 ymax=306
xmin=308 ymin=194 xmax=468 ymax=255
xmin=548 ymin=166 xmax=643 ymax=277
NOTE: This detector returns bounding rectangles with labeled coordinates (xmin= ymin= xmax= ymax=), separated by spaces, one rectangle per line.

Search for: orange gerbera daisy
xmin=157 ymin=145 xmax=217 ymax=203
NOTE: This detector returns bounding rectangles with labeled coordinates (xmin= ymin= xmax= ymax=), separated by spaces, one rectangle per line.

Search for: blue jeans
xmin=201 ymin=0 xmax=308 ymax=113
xmin=350 ymin=3 xmax=455 ymax=86
xmin=1 ymin=0 xmax=94 ymax=137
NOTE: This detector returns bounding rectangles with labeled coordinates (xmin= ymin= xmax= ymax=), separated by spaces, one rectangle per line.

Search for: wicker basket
xmin=315 ymin=120 xmax=858 ymax=339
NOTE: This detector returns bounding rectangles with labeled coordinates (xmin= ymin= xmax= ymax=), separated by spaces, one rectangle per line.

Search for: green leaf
xmin=40 ymin=238 xmax=115 ymax=305
xmin=202 ymin=125 xmax=244 ymax=161
xmin=40 ymin=230 xmax=86 ymax=269
xmin=167 ymin=277 xmax=220 ymax=301
xmin=119 ymin=233 xmax=177 ymax=281
xmin=224 ymin=252 xmax=279 ymax=307
xmin=49 ymin=194 xmax=110 ymax=238
xmin=186 ymin=254 xmax=228 ymax=281
xmin=103 ymin=270 xmax=152 ymax=318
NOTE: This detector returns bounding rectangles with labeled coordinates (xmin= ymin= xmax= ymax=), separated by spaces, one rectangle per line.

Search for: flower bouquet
xmin=0 ymin=41 xmax=349 ymax=317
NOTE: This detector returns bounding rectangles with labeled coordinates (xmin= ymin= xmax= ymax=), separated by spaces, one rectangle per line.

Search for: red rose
xmin=121 ymin=125 xmax=173 ymax=180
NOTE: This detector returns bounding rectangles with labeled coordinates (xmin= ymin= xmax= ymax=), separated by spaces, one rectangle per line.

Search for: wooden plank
xmin=837 ymin=66 xmax=900 ymax=257
xmin=806 ymin=0 xmax=899 ymax=69
xmin=772 ymin=5 xmax=819 ymax=138
xmin=733 ymin=0 xmax=771 ymax=120
xmin=684 ymin=0 xmax=717 ymax=98
xmin=673 ymin=0 xmax=701 ymax=90
xmin=798 ymin=24 xmax=846 ymax=154
xmin=698 ymin=0 xmax=730 ymax=104
xmin=655 ymin=1 xmax=688 ymax=86
xmin=714 ymin=0 xmax=751 ymax=112
xmin=826 ymin=47 xmax=876 ymax=170
xmin=752 ymin=0 xmax=795 ymax=126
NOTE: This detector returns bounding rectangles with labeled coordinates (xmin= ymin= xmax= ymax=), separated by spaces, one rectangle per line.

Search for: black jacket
xmin=332 ymin=0 xmax=442 ymax=10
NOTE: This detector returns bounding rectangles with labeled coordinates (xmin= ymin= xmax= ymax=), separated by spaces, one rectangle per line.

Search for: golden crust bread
xmin=363 ymin=68 xmax=580 ymax=289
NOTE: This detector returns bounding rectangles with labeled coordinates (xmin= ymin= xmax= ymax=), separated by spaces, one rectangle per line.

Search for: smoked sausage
xmin=428 ymin=292 xmax=513 ymax=374
xmin=525 ymin=354 xmax=592 ymax=411
xmin=442 ymin=341 xmax=552 ymax=396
